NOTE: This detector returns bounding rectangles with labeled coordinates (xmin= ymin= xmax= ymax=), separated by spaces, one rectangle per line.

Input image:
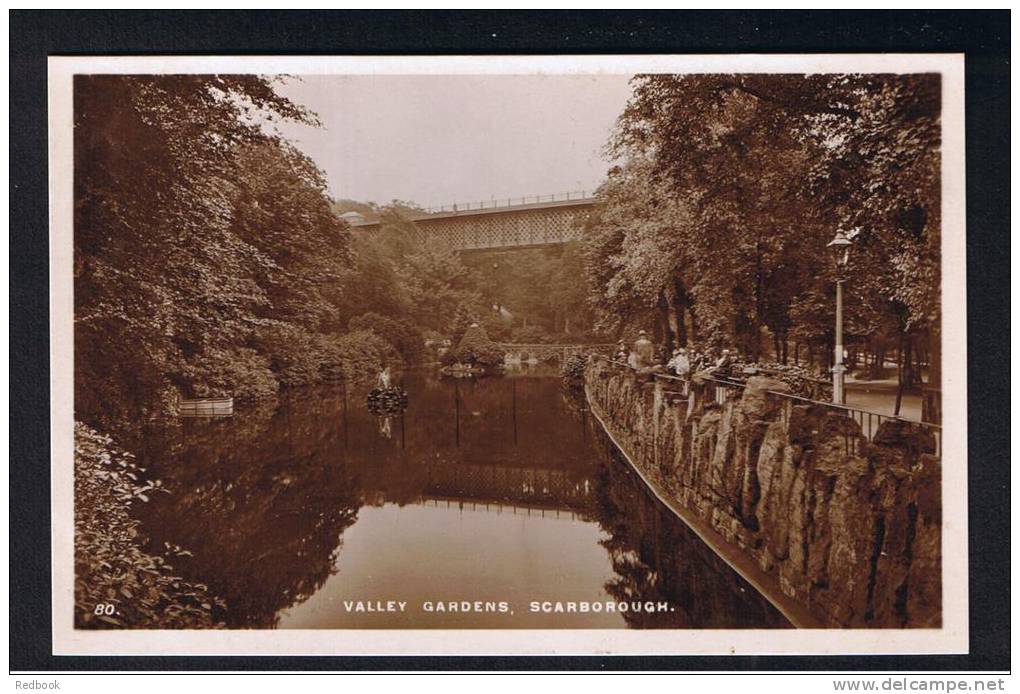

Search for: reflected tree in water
xmin=131 ymin=370 xmax=789 ymax=629
xmin=133 ymin=394 xmax=363 ymax=628
xmin=587 ymin=431 xmax=791 ymax=629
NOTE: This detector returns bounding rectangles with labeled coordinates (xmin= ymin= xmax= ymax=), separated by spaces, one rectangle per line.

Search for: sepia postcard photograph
xmin=45 ymin=51 xmax=969 ymax=658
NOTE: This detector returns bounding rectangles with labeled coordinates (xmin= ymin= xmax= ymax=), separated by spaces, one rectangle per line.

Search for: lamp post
xmin=827 ymin=230 xmax=853 ymax=404
xmin=491 ymin=263 xmax=501 ymax=311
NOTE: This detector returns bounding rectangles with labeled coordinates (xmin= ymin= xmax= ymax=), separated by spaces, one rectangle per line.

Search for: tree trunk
xmin=752 ymin=241 xmax=765 ymax=362
xmin=657 ymin=292 xmax=674 ymax=354
xmin=911 ymin=338 xmax=922 ymax=385
xmin=923 ymin=322 xmax=942 ymax=423
xmin=909 ymin=332 xmax=918 ymax=387
xmin=870 ymin=344 xmax=884 ymax=380
xmin=894 ymin=332 xmax=906 ymax=416
xmin=664 ymin=294 xmax=681 ymax=349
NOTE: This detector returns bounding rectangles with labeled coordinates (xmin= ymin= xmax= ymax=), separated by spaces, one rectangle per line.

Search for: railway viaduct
xmin=347 ymin=192 xmax=595 ymax=251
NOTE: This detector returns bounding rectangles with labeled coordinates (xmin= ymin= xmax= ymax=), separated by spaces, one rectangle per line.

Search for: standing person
xmin=696 ymin=350 xmax=710 ymax=373
xmin=377 ymin=366 xmax=392 ymax=389
xmin=712 ymin=349 xmax=734 ymax=376
xmin=632 ymin=330 xmax=655 ymax=369
xmin=671 ymin=348 xmax=691 ymax=378
xmin=666 ymin=348 xmax=681 ymax=372
xmin=614 ymin=340 xmax=628 ymax=364
xmin=669 ymin=347 xmax=691 ymax=395
xmin=627 ymin=347 xmax=641 ymax=370
xmin=688 ymin=346 xmax=701 ymax=373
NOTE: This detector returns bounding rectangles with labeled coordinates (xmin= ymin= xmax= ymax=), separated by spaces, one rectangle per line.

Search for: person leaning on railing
xmin=613 ymin=340 xmax=628 ymax=363
xmin=706 ymin=349 xmax=735 ymax=378
xmin=666 ymin=348 xmax=691 ymax=378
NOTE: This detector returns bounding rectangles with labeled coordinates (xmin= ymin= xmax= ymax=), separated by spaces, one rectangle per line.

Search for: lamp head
xmin=827 ymin=229 xmax=854 ymax=270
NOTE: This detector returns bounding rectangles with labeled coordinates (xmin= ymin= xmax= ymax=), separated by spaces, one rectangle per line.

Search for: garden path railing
xmin=591 ymin=355 xmax=941 ymax=458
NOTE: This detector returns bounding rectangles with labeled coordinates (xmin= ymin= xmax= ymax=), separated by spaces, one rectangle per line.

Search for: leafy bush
xmin=348 ymin=312 xmax=425 ymax=365
xmin=175 ymin=345 xmax=279 ymax=402
xmin=74 ymin=423 xmax=224 ymax=628
xmin=320 ymin=329 xmax=401 ymax=383
xmin=745 ymin=360 xmax=831 ymax=399
xmin=448 ymin=304 xmax=477 ymax=346
xmin=452 ymin=323 xmax=504 ymax=367
xmin=422 ymin=328 xmax=447 ymax=344
xmin=479 ymin=312 xmax=512 ymax=342
xmin=252 ymin=322 xmax=326 ymax=388
xmin=561 ymin=354 xmax=587 ymax=383
xmin=510 ymin=325 xmax=546 ymax=343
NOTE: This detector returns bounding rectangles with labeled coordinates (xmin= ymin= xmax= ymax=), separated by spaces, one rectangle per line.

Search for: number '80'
xmin=94 ymin=603 xmax=116 ymax=615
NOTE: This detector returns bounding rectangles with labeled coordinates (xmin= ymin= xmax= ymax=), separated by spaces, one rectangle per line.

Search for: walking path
xmin=844 ymin=375 xmax=923 ymax=422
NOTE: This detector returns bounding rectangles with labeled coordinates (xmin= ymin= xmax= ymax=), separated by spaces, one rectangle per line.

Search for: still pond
xmin=132 ymin=366 xmax=789 ymax=629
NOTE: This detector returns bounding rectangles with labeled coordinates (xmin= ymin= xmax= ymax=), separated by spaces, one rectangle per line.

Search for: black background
xmin=9 ymin=10 xmax=1010 ymax=672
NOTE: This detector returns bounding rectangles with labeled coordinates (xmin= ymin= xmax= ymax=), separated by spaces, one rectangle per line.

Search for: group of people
xmin=614 ymin=331 xmax=656 ymax=371
xmin=613 ymin=331 xmax=739 ymax=380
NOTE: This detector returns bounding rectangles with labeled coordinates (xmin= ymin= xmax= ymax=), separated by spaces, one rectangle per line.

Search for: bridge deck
xmin=350 ymin=196 xmax=596 ymax=229
xmin=348 ymin=196 xmax=596 ymax=251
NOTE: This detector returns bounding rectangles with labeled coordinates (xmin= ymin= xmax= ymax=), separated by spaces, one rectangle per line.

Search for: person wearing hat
xmin=668 ymin=347 xmax=690 ymax=378
xmin=631 ymin=330 xmax=655 ymax=370
xmin=666 ymin=348 xmax=681 ymax=371
xmin=614 ymin=340 xmax=628 ymax=363
xmin=711 ymin=349 xmax=734 ymax=377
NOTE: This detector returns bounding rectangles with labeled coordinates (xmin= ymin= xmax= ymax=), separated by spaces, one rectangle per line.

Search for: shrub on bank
xmin=320 ymin=329 xmax=401 ymax=382
xmin=348 ymin=312 xmax=425 ymax=365
xmin=252 ymin=322 xmax=328 ymax=388
xmin=510 ymin=325 xmax=546 ymax=343
xmin=736 ymin=360 xmax=831 ymax=400
xmin=561 ymin=354 xmax=587 ymax=383
xmin=176 ymin=345 xmax=280 ymax=402
xmin=452 ymin=323 xmax=504 ymax=367
xmin=74 ymin=423 xmax=224 ymax=629
xmin=479 ymin=313 xmax=512 ymax=342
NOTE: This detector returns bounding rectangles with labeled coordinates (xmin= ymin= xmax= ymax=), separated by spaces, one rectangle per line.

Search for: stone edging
xmin=585 ymin=386 xmax=828 ymax=629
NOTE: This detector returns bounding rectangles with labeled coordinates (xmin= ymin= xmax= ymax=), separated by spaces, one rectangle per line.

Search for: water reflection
xmin=131 ymin=367 xmax=788 ymax=629
xmin=589 ymin=436 xmax=789 ymax=628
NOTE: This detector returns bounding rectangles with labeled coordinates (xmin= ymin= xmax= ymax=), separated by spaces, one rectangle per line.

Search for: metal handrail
xmin=422 ymin=190 xmax=592 ymax=215
xmin=502 ymin=342 xmax=615 ymax=349
xmin=756 ymin=365 xmax=832 ymax=387
xmin=591 ymin=354 xmax=941 ymax=455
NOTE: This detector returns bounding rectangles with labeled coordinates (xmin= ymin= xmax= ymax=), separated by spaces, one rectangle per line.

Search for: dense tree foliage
xmin=449 ymin=322 xmax=504 ymax=367
xmin=586 ymin=73 xmax=941 ymax=386
xmin=75 ymin=423 xmax=224 ymax=628
xmin=74 ymin=75 xmax=416 ymax=430
xmin=331 ymin=206 xmax=599 ymax=344
xmin=348 ymin=312 xmax=425 ymax=365
xmin=459 ymin=244 xmax=594 ymax=340
xmin=72 ymin=75 xmax=436 ymax=628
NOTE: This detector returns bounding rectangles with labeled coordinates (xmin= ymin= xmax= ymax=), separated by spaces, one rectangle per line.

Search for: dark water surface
xmin=132 ymin=366 xmax=789 ymax=629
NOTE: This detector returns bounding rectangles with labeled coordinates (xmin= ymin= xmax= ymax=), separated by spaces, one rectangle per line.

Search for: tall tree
xmin=74 ymin=75 xmax=357 ymax=426
xmin=597 ymin=73 xmax=941 ymax=383
xmin=399 ymin=239 xmax=481 ymax=332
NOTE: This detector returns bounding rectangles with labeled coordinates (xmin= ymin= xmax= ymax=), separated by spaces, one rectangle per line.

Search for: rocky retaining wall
xmin=585 ymin=359 xmax=942 ymax=628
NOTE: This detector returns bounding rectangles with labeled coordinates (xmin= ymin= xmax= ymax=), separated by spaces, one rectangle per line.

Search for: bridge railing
xmin=500 ymin=342 xmax=615 ymax=350
xmin=422 ymin=190 xmax=592 ymax=215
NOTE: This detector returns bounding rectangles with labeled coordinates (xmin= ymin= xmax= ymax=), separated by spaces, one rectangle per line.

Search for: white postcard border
xmin=48 ymin=53 xmax=968 ymax=657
